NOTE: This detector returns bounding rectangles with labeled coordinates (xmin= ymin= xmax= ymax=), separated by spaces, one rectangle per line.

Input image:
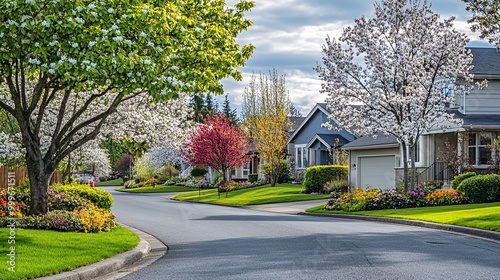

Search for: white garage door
xmin=359 ymin=156 xmax=395 ymax=189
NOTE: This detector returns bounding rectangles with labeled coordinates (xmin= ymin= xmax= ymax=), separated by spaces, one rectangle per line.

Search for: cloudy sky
xmin=218 ymin=0 xmax=493 ymax=116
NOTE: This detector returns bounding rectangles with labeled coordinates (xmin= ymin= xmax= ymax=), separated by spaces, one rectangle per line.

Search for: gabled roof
xmin=306 ymin=134 xmax=349 ymax=149
xmin=342 ymin=133 xmax=398 ymax=150
xmin=288 ymin=116 xmax=306 ymax=133
xmin=468 ymin=47 xmax=500 ymax=77
xmin=288 ymin=103 xmax=331 ymax=143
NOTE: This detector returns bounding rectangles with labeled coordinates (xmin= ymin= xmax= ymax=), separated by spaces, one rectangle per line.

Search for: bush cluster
xmin=53 ymin=184 xmax=113 ymax=210
xmin=303 ymin=165 xmax=348 ymax=193
xmin=457 ymin=174 xmax=500 ymax=203
xmin=451 ymin=171 xmax=477 ymax=190
xmin=248 ymin=173 xmax=258 ymax=183
xmin=1 ymin=184 xmax=115 ymax=233
xmin=262 ymin=160 xmax=291 ymax=184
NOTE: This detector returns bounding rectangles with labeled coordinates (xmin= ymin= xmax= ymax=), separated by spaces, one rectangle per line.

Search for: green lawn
xmin=306 ymin=202 xmax=500 ymax=232
xmin=172 ymin=183 xmax=331 ymax=206
xmin=96 ymin=178 xmax=124 ymax=187
xmin=0 ymin=226 xmax=139 ymax=280
xmin=116 ymin=185 xmax=200 ymax=193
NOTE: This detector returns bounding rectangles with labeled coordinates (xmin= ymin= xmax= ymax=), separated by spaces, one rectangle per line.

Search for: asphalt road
xmin=109 ymin=189 xmax=500 ymax=280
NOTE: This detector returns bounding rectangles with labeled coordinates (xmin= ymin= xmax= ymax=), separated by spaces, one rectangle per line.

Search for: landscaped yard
xmin=0 ymin=226 xmax=139 ymax=280
xmin=306 ymin=202 xmax=500 ymax=232
xmin=96 ymin=178 xmax=124 ymax=187
xmin=172 ymin=183 xmax=331 ymax=206
xmin=116 ymin=185 xmax=200 ymax=193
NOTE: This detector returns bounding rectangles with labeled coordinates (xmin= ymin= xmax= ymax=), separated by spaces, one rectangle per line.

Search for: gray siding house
xmin=343 ymin=47 xmax=500 ymax=190
xmin=288 ymin=103 xmax=356 ymax=170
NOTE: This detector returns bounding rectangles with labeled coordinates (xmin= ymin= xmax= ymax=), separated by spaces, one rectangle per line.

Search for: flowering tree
xmin=242 ymin=70 xmax=291 ymax=186
xmin=316 ymin=0 xmax=474 ymax=192
xmin=0 ymin=0 xmax=254 ymax=215
xmin=71 ymin=140 xmax=112 ymax=178
xmin=182 ymin=114 xmax=251 ymax=188
xmin=463 ymin=0 xmax=500 ymax=44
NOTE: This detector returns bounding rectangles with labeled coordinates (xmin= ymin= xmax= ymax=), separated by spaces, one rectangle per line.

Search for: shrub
xmin=303 ymin=165 xmax=348 ymax=193
xmin=248 ymin=173 xmax=258 ymax=183
xmin=53 ymin=184 xmax=113 ymax=210
xmin=47 ymin=186 xmax=91 ymax=211
xmin=457 ymin=174 xmax=500 ymax=203
xmin=323 ymin=178 xmax=349 ymax=194
xmin=73 ymin=204 xmax=116 ymax=233
xmin=262 ymin=160 xmax=290 ymax=184
xmin=452 ymin=171 xmax=477 ymax=190
xmin=34 ymin=210 xmax=84 ymax=232
xmin=335 ymin=188 xmax=379 ymax=211
xmin=0 ymin=187 xmax=30 ymax=218
xmin=191 ymin=166 xmax=208 ymax=177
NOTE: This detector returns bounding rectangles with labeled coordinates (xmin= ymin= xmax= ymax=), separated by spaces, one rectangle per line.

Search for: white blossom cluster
xmin=0 ymin=132 xmax=24 ymax=166
xmin=71 ymin=140 xmax=112 ymax=177
xmin=317 ymin=0 xmax=474 ymax=148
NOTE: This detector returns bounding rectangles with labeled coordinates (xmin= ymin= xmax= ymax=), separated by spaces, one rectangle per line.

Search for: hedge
xmin=248 ymin=173 xmax=258 ymax=183
xmin=54 ymin=184 xmax=113 ymax=210
xmin=303 ymin=165 xmax=348 ymax=193
xmin=451 ymin=171 xmax=477 ymax=190
xmin=191 ymin=166 xmax=208 ymax=177
xmin=457 ymin=174 xmax=500 ymax=203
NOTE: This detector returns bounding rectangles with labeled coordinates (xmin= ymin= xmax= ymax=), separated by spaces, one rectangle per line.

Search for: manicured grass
xmin=306 ymin=202 xmax=500 ymax=232
xmin=172 ymin=183 xmax=331 ymax=206
xmin=116 ymin=185 xmax=200 ymax=193
xmin=0 ymin=226 xmax=139 ymax=280
xmin=96 ymin=178 xmax=124 ymax=187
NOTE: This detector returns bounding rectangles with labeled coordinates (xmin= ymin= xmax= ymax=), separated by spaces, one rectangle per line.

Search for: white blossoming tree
xmin=463 ymin=0 xmax=500 ymax=44
xmin=0 ymin=0 xmax=254 ymax=214
xmin=316 ymin=0 xmax=474 ymax=192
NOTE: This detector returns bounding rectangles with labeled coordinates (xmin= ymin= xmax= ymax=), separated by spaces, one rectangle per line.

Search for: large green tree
xmin=0 ymin=0 xmax=254 ymax=214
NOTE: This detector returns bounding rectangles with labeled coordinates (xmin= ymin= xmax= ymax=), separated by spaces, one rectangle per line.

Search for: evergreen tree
xmin=190 ymin=93 xmax=205 ymax=123
xmin=222 ymin=93 xmax=239 ymax=125
xmin=289 ymin=103 xmax=302 ymax=117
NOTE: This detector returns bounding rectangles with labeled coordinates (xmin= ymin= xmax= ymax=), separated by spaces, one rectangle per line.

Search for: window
xmin=243 ymin=162 xmax=250 ymax=177
xmin=405 ymin=138 xmax=421 ymax=165
xmin=467 ymin=133 xmax=492 ymax=165
xmin=295 ymin=145 xmax=308 ymax=169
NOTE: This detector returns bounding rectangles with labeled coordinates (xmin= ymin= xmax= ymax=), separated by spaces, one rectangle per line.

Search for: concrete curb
xmin=299 ymin=212 xmax=500 ymax=243
xmin=37 ymin=224 xmax=167 ymax=280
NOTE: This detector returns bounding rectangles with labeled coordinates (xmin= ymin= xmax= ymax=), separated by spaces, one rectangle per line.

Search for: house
xmin=230 ymin=116 xmax=306 ymax=181
xmin=343 ymin=47 xmax=500 ymax=190
xmin=287 ymin=103 xmax=356 ymax=172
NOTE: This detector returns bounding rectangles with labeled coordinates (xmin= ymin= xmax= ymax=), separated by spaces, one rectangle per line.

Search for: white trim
xmin=305 ymin=134 xmax=331 ymax=149
xmin=343 ymin=144 xmax=399 ymax=151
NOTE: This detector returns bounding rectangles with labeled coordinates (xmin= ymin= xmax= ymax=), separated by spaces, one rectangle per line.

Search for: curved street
xmin=109 ymin=189 xmax=500 ymax=280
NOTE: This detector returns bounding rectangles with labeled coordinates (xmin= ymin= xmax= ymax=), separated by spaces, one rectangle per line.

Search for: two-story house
xmin=343 ymin=47 xmax=500 ymax=189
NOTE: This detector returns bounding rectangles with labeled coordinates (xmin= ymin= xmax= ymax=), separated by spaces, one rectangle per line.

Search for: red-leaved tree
xmin=182 ymin=114 xmax=251 ymax=189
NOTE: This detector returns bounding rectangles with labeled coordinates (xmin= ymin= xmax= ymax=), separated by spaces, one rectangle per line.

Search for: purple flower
xmin=410 ymin=191 xmax=417 ymax=196
xmin=454 ymin=192 xmax=460 ymax=197
xmin=419 ymin=192 xmax=425 ymax=196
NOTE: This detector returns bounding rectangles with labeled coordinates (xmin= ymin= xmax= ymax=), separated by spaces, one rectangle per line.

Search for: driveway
xmin=109 ymin=189 xmax=500 ymax=280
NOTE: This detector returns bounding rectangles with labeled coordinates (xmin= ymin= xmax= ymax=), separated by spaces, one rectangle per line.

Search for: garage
xmin=358 ymin=156 xmax=395 ymax=189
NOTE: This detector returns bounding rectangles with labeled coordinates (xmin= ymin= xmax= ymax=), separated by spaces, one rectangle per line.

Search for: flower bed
xmin=0 ymin=184 xmax=115 ymax=233
xmin=325 ymin=185 xmax=469 ymax=212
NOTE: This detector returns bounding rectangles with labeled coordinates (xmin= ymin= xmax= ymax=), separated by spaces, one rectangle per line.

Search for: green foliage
xmin=303 ymin=165 xmax=348 ymax=193
xmin=248 ymin=173 xmax=258 ymax=182
xmin=262 ymin=160 xmax=290 ymax=184
xmin=323 ymin=178 xmax=349 ymax=194
xmin=54 ymin=184 xmax=113 ymax=210
xmin=100 ymin=137 xmax=148 ymax=167
xmin=135 ymin=153 xmax=157 ymax=181
xmin=157 ymin=165 xmax=179 ymax=181
xmin=452 ymin=171 xmax=477 ymax=190
xmin=191 ymin=166 xmax=208 ymax=177
xmin=457 ymin=174 xmax=500 ymax=203
xmin=15 ymin=210 xmax=84 ymax=232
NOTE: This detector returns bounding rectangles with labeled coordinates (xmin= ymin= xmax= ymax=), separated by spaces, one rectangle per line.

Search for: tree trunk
xmin=26 ymin=155 xmax=53 ymax=215
xmin=402 ymin=142 xmax=409 ymax=194
xmin=409 ymin=142 xmax=417 ymax=190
